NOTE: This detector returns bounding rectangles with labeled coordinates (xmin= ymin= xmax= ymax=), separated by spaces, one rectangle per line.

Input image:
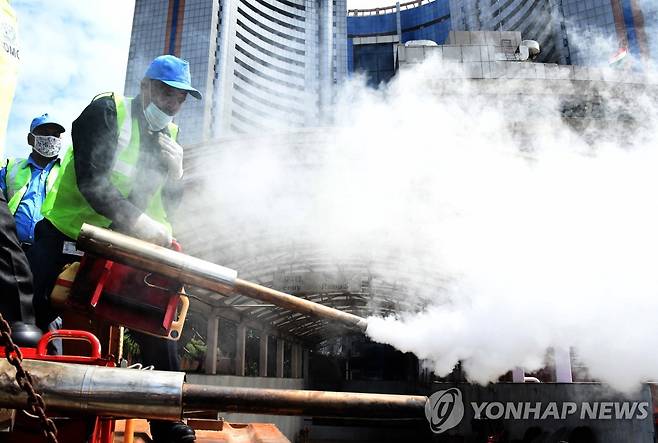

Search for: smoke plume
xmin=358 ymin=63 xmax=658 ymax=391
xmin=182 ymin=31 xmax=658 ymax=392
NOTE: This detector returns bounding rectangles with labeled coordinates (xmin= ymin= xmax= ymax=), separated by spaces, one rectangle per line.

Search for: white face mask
xmin=32 ymin=134 xmax=62 ymax=158
xmin=143 ymin=102 xmax=173 ymax=131
xmin=143 ymin=82 xmax=174 ymax=131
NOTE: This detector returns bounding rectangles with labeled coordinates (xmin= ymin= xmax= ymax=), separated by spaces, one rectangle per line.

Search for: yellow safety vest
xmin=3 ymin=158 xmax=60 ymax=214
xmin=43 ymin=93 xmax=178 ymax=239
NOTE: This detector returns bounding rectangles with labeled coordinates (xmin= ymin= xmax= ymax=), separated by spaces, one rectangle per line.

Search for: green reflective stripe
xmin=6 ymin=158 xmax=27 ymax=200
xmin=113 ymin=96 xmax=136 ymax=180
xmin=112 ymin=160 xmax=134 ymax=178
xmin=110 ymin=96 xmax=140 ymax=194
xmin=45 ymin=163 xmax=60 ymax=193
xmin=6 ymin=159 xmax=30 ymax=215
xmin=167 ymin=122 xmax=178 ymax=141
xmin=116 ymin=96 xmax=131 ymax=151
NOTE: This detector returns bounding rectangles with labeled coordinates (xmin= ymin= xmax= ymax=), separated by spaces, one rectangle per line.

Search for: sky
xmin=4 ymin=0 xmax=390 ymax=159
xmin=5 ymin=0 xmax=655 ymax=158
xmin=5 ymin=0 xmax=135 ymax=158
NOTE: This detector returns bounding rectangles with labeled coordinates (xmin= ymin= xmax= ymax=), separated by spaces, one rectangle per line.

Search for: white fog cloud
xmin=184 ymin=50 xmax=658 ymax=393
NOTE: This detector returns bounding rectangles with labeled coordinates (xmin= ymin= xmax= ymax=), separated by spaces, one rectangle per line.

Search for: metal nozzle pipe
xmin=182 ymin=384 xmax=428 ymax=419
xmin=233 ymin=279 xmax=368 ymax=331
xmin=77 ymin=224 xmax=368 ymax=332
xmin=0 ymin=360 xmax=427 ymax=420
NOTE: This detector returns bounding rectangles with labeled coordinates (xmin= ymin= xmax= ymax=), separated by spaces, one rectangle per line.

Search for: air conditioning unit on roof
xmin=404 ymin=40 xmax=438 ymax=47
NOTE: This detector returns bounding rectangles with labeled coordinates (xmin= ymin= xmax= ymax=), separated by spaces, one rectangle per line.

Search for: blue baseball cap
xmin=30 ymin=113 xmax=65 ymax=133
xmin=144 ymin=55 xmax=202 ymax=100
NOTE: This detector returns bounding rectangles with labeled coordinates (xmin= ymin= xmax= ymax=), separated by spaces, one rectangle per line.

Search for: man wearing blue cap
xmin=0 ymin=114 xmax=64 ymax=248
xmin=28 ymin=55 xmax=201 ymax=443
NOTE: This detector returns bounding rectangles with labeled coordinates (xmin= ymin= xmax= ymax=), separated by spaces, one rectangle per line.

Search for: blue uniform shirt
xmin=0 ymin=156 xmax=59 ymax=243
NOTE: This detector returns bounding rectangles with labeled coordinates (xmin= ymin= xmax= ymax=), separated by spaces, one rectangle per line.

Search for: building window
xmin=352 ymin=43 xmax=395 ymax=88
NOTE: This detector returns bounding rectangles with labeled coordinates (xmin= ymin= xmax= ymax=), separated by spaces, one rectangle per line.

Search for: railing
xmin=347 ymin=0 xmax=436 ymax=16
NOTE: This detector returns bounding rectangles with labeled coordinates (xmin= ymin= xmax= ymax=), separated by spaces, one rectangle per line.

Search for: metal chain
xmin=0 ymin=313 xmax=58 ymax=443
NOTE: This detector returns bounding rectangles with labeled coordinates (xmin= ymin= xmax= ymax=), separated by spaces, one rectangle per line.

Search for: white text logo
xmin=425 ymin=388 xmax=465 ymax=434
xmin=425 ymin=388 xmax=651 ymax=434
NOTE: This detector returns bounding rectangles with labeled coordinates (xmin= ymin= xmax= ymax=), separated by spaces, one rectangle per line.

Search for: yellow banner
xmin=0 ymin=0 xmax=19 ymax=159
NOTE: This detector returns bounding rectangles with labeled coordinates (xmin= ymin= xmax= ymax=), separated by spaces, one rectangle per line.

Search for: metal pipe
xmin=233 ymin=279 xmax=368 ymax=331
xmin=77 ymin=224 xmax=368 ymax=332
xmin=182 ymin=384 xmax=428 ymax=419
xmin=0 ymin=360 xmax=184 ymax=420
xmin=0 ymin=360 xmax=427 ymax=420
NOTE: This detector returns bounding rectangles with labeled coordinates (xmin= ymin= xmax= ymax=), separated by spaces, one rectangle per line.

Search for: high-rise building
xmin=561 ymin=0 xmax=652 ymax=66
xmin=448 ymin=0 xmax=654 ymax=67
xmin=125 ymin=0 xmax=347 ymax=145
xmin=641 ymin=0 xmax=658 ymax=62
xmin=345 ymin=0 xmax=570 ymax=82
xmin=347 ymin=0 xmax=452 ymax=86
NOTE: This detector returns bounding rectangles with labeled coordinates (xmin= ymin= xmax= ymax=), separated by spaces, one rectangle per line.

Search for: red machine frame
xmin=0 ymin=329 xmax=116 ymax=443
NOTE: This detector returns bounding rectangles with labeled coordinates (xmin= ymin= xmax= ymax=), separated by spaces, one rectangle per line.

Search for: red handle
xmin=37 ymin=330 xmax=102 ymax=360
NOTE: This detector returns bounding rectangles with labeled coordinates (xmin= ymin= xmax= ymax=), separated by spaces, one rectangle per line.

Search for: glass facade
xmin=640 ymin=0 xmax=657 ymax=64
xmin=125 ymin=0 xmax=348 ymax=145
xmin=561 ymin=0 xmax=653 ymax=66
xmin=347 ymin=0 xmax=452 ymax=85
xmin=561 ymin=0 xmax=618 ymax=65
xmin=352 ymin=43 xmax=396 ymax=87
xmin=125 ymin=0 xmax=219 ymax=145
xmin=449 ymin=0 xmax=569 ymax=64
xmin=449 ymin=0 xmax=653 ymax=66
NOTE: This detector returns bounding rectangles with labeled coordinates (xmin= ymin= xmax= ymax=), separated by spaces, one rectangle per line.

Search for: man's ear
xmin=140 ymin=78 xmax=152 ymax=103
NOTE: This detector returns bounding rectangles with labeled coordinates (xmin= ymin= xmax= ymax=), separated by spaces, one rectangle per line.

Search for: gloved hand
xmin=131 ymin=213 xmax=172 ymax=246
xmin=158 ymin=133 xmax=184 ymax=180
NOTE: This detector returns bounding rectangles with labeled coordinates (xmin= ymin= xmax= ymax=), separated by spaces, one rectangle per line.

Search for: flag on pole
xmin=609 ymin=48 xmax=628 ymax=67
